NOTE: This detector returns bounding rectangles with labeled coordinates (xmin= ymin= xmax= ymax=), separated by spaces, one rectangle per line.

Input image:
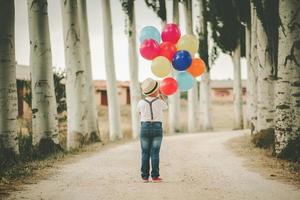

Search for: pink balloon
xmin=161 ymin=23 xmax=181 ymax=44
xmin=139 ymin=39 xmax=160 ymax=60
xmin=160 ymin=77 xmax=178 ymax=96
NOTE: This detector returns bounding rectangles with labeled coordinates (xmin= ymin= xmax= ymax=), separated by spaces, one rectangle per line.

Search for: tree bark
xmin=0 ymin=0 xmax=19 ymax=160
xmin=275 ymin=0 xmax=300 ymax=155
xmin=78 ymin=0 xmax=100 ymax=142
xmin=61 ymin=0 xmax=87 ymax=150
xmin=249 ymin=3 xmax=258 ymax=134
xmin=126 ymin=1 xmax=141 ymax=139
xmin=231 ymin=42 xmax=244 ymax=130
xmin=168 ymin=0 xmax=181 ymax=133
xmin=101 ymin=0 xmax=122 ymax=141
xmin=198 ymin=0 xmax=212 ymax=130
xmin=245 ymin=19 xmax=251 ymax=129
xmin=200 ymin=72 xmax=212 ymax=130
xmin=256 ymin=8 xmax=275 ymax=136
xmin=183 ymin=0 xmax=198 ymax=132
xmin=27 ymin=0 xmax=60 ymax=153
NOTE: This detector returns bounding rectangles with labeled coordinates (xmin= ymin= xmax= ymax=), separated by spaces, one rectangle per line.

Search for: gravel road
xmin=8 ymin=131 xmax=300 ymax=200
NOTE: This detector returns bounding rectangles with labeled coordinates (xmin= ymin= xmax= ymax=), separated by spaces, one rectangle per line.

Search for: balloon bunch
xmin=139 ymin=24 xmax=206 ymax=96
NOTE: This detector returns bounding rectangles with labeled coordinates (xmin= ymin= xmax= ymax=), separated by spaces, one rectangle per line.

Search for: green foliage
xmin=251 ymin=128 xmax=275 ymax=150
xmin=207 ymin=0 xmax=246 ymax=59
xmin=208 ymin=0 xmax=241 ymax=53
xmin=53 ymin=68 xmax=67 ymax=113
xmin=23 ymin=80 xmax=32 ymax=108
xmin=120 ymin=0 xmax=134 ymax=25
xmin=144 ymin=0 xmax=167 ymax=23
xmin=23 ymin=68 xmax=67 ymax=114
xmin=238 ymin=0 xmax=251 ymax=24
xmin=180 ymin=91 xmax=187 ymax=100
xmin=251 ymin=0 xmax=279 ymax=77
xmin=19 ymin=134 xmax=33 ymax=162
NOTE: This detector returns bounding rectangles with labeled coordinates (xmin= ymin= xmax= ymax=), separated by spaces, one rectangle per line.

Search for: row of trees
xmin=158 ymin=0 xmax=299 ymax=159
xmin=206 ymin=0 xmax=299 ymax=159
xmin=0 ymin=0 xmax=299 ymax=164
xmin=246 ymin=0 xmax=299 ymax=159
xmin=0 ymin=0 xmax=102 ymax=163
xmin=176 ymin=0 xmax=300 ymax=159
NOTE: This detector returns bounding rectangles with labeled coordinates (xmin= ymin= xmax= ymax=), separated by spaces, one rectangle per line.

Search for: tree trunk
xmin=172 ymin=0 xmax=179 ymax=25
xmin=256 ymin=10 xmax=275 ymax=137
xmin=200 ymin=72 xmax=212 ymax=130
xmin=275 ymin=0 xmax=300 ymax=156
xmin=101 ymin=0 xmax=122 ymax=141
xmin=61 ymin=0 xmax=87 ymax=150
xmin=198 ymin=0 xmax=212 ymax=130
xmin=168 ymin=0 xmax=181 ymax=133
xmin=27 ymin=0 xmax=60 ymax=153
xmin=78 ymin=0 xmax=100 ymax=143
xmin=126 ymin=2 xmax=141 ymax=139
xmin=245 ymin=20 xmax=251 ymax=129
xmin=183 ymin=0 xmax=198 ymax=132
xmin=0 ymin=0 xmax=19 ymax=160
xmin=249 ymin=3 xmax=258 ymax=134
xmin=231 ymin=42 xmax=244 ymax=130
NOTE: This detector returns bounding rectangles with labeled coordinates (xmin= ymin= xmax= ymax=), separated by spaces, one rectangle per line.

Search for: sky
xmin=15 ymin=0 xmax=247 ymax=81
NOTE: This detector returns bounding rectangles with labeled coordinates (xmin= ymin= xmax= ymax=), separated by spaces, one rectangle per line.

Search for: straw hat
xmin=141 ymin=78 xmax=159 ymax=96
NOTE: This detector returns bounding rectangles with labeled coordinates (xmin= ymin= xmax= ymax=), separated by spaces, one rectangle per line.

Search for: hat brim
xmin=143 ymin=81 xmax=159 ymax=96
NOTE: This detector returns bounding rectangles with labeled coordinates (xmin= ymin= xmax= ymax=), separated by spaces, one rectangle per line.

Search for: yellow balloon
xmin=176 ymin=34 xmax=199 ymax=56
xmin=151 ymin=56 xmax=172 ymax=78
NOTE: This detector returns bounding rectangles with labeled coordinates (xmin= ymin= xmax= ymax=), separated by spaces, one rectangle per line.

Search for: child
xmin=137 ymin=78 xmax=168 ymax=183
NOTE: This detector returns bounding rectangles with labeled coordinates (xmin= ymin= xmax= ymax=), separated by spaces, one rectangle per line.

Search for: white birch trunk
xmin=245 ymin=21 xmax=251 ymax=129
xmin=256 ymin=12 xmax=275 ymax=135
xmin=27 ymin=0 xmax=59 ymax=149
xmin=0 ymin=0 xmax=19 ymax=156
xmin=101 ymin=0 xmax=122 ymax=141
xmin=200 ymin=72 xmax=212 ymax=130
xmin=126 ymin=2 xmax=141 ymax=139
xmin=183 ymin=0 xmax=198 ymax=132
xmin=275 ymin=0 xmax=300 ymax=155
xmin=168 ymin=0 xmax=181 ymax=133
xmin=78 ymin=0 xmax=100 ymax=142
xmin=198 ymin=0 xmax=212 ymax=131
xmin=249 ymin=3 xmax=258 ymax=134
xmin=231 ymin=42 xmax=244 ymax=130
xmin=61 ymin=0 xmax=87 ymax=150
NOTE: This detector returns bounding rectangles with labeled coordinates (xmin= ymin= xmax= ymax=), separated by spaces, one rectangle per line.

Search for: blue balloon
xmin=172 ymin=50 xmax=192 ymax=71
xmin=176 ymin=71 xmax=195 ymax=91
xmin=139 ymin=26 xmax=161 ymax=44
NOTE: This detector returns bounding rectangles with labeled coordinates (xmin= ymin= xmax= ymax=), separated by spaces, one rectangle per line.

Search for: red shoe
xmin=142 ymin=178 xmax=149 ymax=183
xmin=152 ymin=177 xmax=163 ymax=183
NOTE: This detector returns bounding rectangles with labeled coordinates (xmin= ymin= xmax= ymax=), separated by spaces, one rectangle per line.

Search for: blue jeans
xmin=140 ymin=122 xmax=163 ymax=179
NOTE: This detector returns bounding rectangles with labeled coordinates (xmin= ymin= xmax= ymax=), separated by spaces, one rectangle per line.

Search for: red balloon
xmin=139 ymin=39 xmax=160 ymax=60
xmin=160 ymin=77 xmax=178 ymax=96
xmin=161 ymin=23 xmax=181 ymax=44
xmin=160 ymin=42 xmax=177 ymax=61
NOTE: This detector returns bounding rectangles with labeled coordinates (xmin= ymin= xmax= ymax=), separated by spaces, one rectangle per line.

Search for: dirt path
xmin=8 ymin=131 xmax=300 ymax=200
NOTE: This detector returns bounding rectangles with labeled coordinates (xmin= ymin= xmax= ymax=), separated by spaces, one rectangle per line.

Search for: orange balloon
xmin=187 ymin=58 xmax=205 ymax=77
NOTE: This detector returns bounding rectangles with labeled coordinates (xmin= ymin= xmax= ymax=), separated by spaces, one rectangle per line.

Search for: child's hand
xmin=159 ymin=93 xmax=168 ymax=101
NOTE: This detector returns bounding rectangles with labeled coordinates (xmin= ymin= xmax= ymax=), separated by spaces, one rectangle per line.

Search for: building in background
xmin=210 ymin=80 xmax=247 ymax=102
xmin=16 ymin=65 xmax=31 ymax=119
xmin=94 ymin=80 xmax=131 ymax=106
xmin=16 ymin=65 xmax=248 ymax=119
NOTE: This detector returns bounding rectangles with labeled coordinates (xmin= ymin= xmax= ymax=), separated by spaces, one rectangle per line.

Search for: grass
xmin=227 ymin=133 xmax=300 ymax=187
xmin=0 ymin=141 xmax=108 ymax=198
